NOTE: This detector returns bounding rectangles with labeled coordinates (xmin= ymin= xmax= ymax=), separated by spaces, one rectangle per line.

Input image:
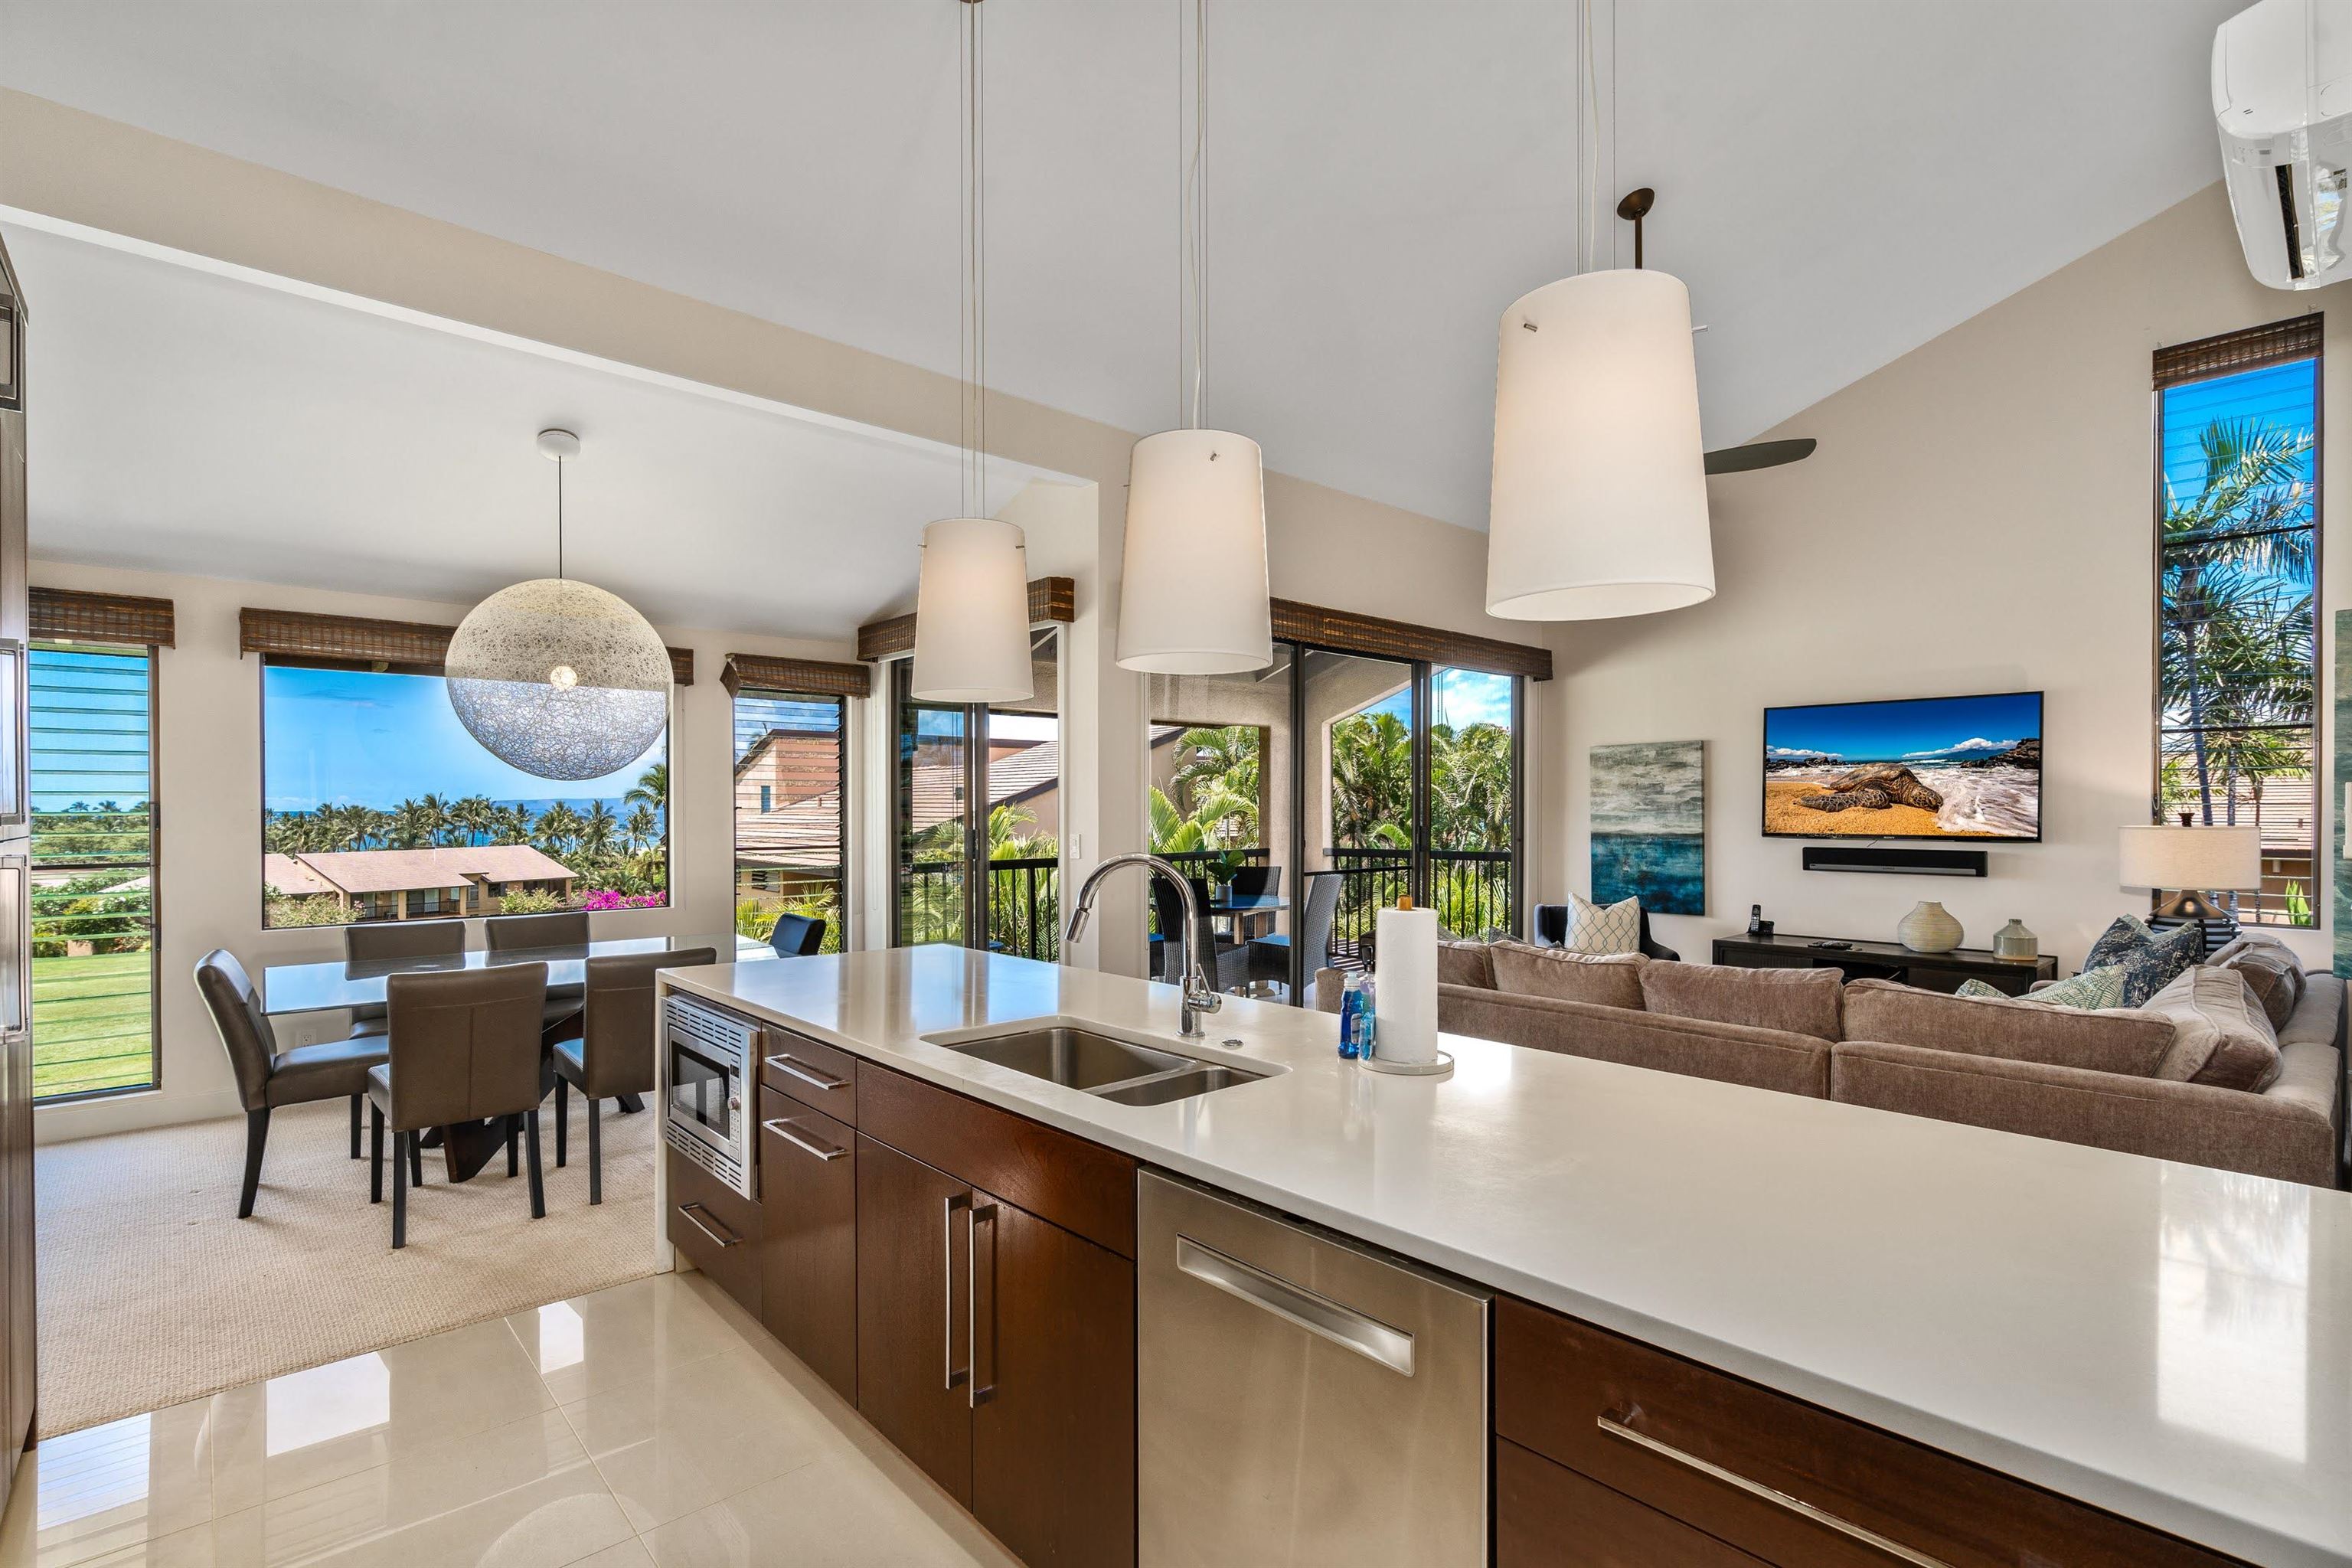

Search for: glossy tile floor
xmin=0 ymin=1272 xmax=1022 ymax=1568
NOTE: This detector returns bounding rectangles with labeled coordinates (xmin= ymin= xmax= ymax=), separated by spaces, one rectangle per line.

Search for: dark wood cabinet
xmin=855 ymin=1132 xmax=975 ymax=1505
xmin=1498 ymin=1438 xmax=1766 ymax=1567
xmin=757 ymin=1087 xmax=857 ymax=1403
xmin=972 ymin=1197 xmax=1135 ymax=1568
xmin=665 ymin=1147 xmax=762 ymax=1320
xmin=1709 ymin=933 xmax=2056 ymax=995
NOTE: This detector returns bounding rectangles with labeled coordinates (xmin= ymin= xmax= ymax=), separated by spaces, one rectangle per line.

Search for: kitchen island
xmin=658 ymin=946 xmax=2350 ymax=1568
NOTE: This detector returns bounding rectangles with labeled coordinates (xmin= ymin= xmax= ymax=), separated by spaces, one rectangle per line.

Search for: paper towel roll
xmin=1374 ymin=906 xmax=1439 ymax=1063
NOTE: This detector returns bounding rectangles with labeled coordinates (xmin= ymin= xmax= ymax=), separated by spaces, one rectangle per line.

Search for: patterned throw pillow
xmin=1560 ymin=891 xmax=1642 ymax=956
xmin=1957 ymin=965 xmax=2127 ymax=1011
xmin=2081 ymin=916 xmax=2203 ymax=1008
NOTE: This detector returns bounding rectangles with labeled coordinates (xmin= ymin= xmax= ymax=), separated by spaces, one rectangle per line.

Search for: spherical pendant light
xmin=1116 ymin=428 xmax=1270 ymax=673
xmin=1485 ymin=268 xmax=1714 ymax=622
xmin=911 ymin=515 xmax=1033 ymax=703
xmin=446 ymin=430 xmax=673 ymax=781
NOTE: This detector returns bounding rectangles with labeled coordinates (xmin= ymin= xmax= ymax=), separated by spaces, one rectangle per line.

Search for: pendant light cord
xmin=555 ymin=454 xmax=565 ymax=580
xmin=1178 ymin=0 xmax=1208 ymax=430
xmin=959 ymin=0 xmax=988 ymax=518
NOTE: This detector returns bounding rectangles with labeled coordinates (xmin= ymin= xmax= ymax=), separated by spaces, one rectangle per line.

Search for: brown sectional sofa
xmin=1315 ymin=940 xmax=2347 ymax=1187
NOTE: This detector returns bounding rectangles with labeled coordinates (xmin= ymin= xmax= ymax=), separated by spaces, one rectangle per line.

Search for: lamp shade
xmin=1116 ymin=428 xmax=1272 ymax=674
xmin=1485 ymin=268 xmax=1714 ymax=621
xmin=911 ymin=515 xmax=1034 ymax=703
xmin=446 ymin=577 xmax=672 ymax=782
xmin=2118 ymin=825 xmax=2263 ymax=891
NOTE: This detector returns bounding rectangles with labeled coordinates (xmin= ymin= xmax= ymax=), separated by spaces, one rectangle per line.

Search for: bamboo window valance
xmin=2153 ymin=313 xmax=2323 ymax=388
xmin=1271 ymin=598 xmax=1551 ymax=681
xmin=239 ymin=606 xmax=695 ymax=685
xmin=720 ymin=654 xmax=872 ymax=698
xmin=856 ymin=577 xmax=1076 ymax=662
xmin=31 ymin=587 xmax=176 ymax=648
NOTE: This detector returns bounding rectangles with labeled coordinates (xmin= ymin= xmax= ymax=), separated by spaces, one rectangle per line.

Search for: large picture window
xmin=31 ymin=643 xmax=158 ymax=1100
xmin=733 ymin=688 xmax=847 ymax=952
xmin=2155 ymin=318 xmax=2321 ymax=927
xmin=261 ymin=662 xmax=668 ymax=927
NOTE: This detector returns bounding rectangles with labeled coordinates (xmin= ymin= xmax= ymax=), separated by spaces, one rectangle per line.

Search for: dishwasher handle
xmin=1175 ymin=1234 xmax=1415 ymax=1377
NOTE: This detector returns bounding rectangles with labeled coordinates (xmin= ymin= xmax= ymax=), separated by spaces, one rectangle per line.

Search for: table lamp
xmin=2117 ymin=822 xmax=2262 ymax=954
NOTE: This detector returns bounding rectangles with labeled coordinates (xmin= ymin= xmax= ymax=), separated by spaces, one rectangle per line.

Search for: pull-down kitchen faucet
xmin=1064 ymin=854 xmax=1222 ymax=1037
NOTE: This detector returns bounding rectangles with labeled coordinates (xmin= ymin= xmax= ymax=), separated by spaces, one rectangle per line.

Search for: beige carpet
xmin=34 ymin=1095 xmax=664 ymax=1437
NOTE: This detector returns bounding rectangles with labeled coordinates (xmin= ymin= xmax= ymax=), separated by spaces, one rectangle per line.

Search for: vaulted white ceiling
xmin=0 ymin=0 xmax=2244 ymax=531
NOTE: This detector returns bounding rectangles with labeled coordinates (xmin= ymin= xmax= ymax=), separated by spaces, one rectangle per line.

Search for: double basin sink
xmin=930 ymin=1023 xmax=1271 ymax=1106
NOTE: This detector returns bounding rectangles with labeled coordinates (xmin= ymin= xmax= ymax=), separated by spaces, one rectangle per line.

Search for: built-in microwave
xmin=662 ymin=993 xmax=757 ymax=1199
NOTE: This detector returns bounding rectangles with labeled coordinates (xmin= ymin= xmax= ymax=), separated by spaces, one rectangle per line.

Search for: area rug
xmin=34 ymin=1095 xmax=664 ymax=1436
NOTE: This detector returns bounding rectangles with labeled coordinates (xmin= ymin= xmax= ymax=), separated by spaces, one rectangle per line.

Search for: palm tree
xmin=534 ymin=802 xmax=586 ymax=855
xmin=1328 ymin=710 xmax=1413 ymax=849
xmin=415 ymin=792 xmax=459 ymax=846
xmin=2161 ymin=417 xmax=2318 ymax=825
xmin=1430 ymin=721 xmax=1514 ymax=849
xmin=626 ymin=763 xmax=668 ymax=815
xmin=625 ymin=803 xmax=659 ymax=853
xmin=385 ymin=799 xmax=439 ymax=849
xmin=492 ymin=802 xmax=534 ymax=845
xmin=451 ymin=795 xmax=497 ymax=847
xmin=578 ymin=801 xmax=621 ymax=861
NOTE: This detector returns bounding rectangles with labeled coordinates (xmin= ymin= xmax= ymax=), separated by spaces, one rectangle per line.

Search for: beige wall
xmin=30 ymin=559 xmax=858 ymax=1142
xmin=1537 ymin=182 xmax=2343 ymax=973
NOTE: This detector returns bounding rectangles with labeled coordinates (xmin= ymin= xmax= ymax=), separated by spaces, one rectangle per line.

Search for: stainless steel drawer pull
xmin=766 ymin=1052 xmax=846 ymax=1092
xmin=1175 ymin=1235 xmax=1414 ymax=1377
xmin=675 ymin=1203 xmax=740 ymax=1249
xmin=762 ymin=1118 xmax=845 ymax=1161
xmin=942 ymin=1193 xmax=969 ymax=1391
xmin=1596 ymin=1413 xmax=1952 ymax=1568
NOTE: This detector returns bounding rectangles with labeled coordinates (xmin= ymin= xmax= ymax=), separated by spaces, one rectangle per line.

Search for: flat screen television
xmin=1762 ymin=691 xmax=2042 ymax=842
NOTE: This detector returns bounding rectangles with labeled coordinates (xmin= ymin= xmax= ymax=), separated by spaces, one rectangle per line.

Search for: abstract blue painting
xmin=1591 ymin=740 xmax=1705 ymax=917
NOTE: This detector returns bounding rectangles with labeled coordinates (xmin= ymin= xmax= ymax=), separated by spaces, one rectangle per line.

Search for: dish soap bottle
xmin=1338 ymin=971 xmax=1377 ymax=1060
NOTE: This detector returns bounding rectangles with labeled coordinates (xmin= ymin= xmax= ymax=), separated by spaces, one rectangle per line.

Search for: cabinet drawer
xmin=1495 ymin=1297 xmax=2244 ymax=1568
xmin=760 ymin=1027 xmax=859 ymax=1122
xmin=758 ymin=1088 xmax=857 ymax=1402
xmin=858 ymin=1063 xmax=1137 ymax=1258
xmin=1499 ymin=1438 xmax=1766 ymax=1567
xmin=667 ymin=1147 xmax=761 ymax=1318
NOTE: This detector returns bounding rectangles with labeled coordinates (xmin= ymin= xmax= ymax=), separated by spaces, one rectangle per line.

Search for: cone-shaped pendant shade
xmin=1116 ymin=428 xmax=1272 ymax=674
xmin=911 ymin=515 xmax=1034 ymax=703
xmin=1485 ymin=267 xmax=1713 ymax=620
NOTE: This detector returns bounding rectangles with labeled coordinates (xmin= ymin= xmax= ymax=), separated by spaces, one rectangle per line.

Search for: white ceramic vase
xmin=1897 ymin=900 xmax=1963 ymax=953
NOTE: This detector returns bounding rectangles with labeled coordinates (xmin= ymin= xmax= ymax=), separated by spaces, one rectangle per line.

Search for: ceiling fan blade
xmin=1703 ymin=438 xmax=1817 ymax=476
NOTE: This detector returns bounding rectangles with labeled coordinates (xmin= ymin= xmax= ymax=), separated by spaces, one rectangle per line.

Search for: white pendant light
xmin=1485 ymin=266 xmax=1713 ymax=620
xmin=910 ymin=0 xmax=1034 ymax=704
xmin=1485 ymin=3 xmax=1713 ymax=622
xmin=1115 ymin=0 xmax=1271 ymax=675
xmin=446 ymin=429 xmax=673 ymax=780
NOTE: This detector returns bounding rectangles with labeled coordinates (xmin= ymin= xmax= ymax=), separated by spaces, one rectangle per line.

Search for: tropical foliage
xmin=263 ymin=763 xmax=671 ymax=923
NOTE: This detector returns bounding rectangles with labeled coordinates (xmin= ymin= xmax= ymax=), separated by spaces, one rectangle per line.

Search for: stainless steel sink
xmin=944 ymin=1027 xmax=1188 ymax=1089
xmin=1092 ymin=1063 xmax=1265 ymax=1106
xmin=936 ymin=1024 xmax=1270 ymax=1105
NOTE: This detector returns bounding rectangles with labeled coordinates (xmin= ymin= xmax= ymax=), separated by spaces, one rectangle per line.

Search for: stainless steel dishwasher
xmin=1137 ymin=1171 xmax=1491 ymax=1567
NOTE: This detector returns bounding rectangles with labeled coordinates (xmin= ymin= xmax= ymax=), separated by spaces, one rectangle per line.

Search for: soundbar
xmin=1801 ymin=845 xmax=1988 ymax=877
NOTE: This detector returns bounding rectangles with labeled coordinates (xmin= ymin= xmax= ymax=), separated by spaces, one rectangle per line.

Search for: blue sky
xmin=1765 ymin=692 xmax=2040 ymax=763
xmin=1358 ymin=668 xmax=1513 ymax=730
xmin=30 ymin=647 xmax=152 ymax=809
xmin=264 ymin=665 xmax=665 ymax=812
xmin=2161 ymin=359 xmax=2316 ymax=508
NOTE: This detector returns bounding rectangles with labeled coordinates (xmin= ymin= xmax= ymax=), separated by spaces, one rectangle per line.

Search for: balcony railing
xmin=900 ymin=855 xmax=1061 ymax=961
xmin=1326 ymin=847 xmax=1517 ymax=965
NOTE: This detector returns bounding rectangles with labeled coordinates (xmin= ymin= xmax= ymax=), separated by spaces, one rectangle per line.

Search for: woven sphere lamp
xmin=446 ymin=430 xmax=672 ymax=781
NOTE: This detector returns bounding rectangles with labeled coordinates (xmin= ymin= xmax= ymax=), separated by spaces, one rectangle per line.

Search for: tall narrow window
xmin=733 ymin=690 xmax=847 ymax=952
xmin=2155 ymin=317 xmax=2321 ymax=928
xmin=31 ymin=644 xmax=157 ymax=1100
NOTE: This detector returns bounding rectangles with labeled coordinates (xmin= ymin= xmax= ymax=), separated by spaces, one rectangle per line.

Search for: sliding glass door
xmin=891 ymin=629 xmax=1062 ymax=958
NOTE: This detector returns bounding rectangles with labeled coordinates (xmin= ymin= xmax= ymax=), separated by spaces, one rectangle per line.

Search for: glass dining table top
xmin=1204 ymin=895 xmax=1289 ymax=914
xmin=261 ymin=933 xmax=769 ymax=1015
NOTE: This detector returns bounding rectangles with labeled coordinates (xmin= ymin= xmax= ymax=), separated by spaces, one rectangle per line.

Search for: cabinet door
xmin=758 ymin=1090 xmax=857 ymax=1402
xmin=855 ymin=1135 xmax=972 ymax=1506
xmin=972 ymin=1194 xmax=1136 ymax=1568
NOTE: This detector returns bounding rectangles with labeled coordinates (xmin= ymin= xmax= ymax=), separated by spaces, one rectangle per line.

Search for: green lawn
xmin=33 ymin=949 xmax=155 ymax=1099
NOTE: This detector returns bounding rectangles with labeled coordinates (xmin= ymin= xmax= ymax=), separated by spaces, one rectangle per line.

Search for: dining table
xmin=1202 ymin=892 xmax=1287 ymax=939
xmin=263 ymin=933 xmax=770 ymax=1181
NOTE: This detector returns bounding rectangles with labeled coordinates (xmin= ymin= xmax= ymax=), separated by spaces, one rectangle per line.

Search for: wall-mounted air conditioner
xmin=2215 ymin=0 xmax=2352 ymax=289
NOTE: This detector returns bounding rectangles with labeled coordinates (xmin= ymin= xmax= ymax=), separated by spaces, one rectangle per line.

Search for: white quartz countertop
xmin=665 ymin=949 xmax=2352 ymax=1567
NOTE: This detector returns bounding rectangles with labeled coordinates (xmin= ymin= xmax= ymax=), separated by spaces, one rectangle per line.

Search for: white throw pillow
xmin=1560 ymin=891 xmax=1642 ymax=956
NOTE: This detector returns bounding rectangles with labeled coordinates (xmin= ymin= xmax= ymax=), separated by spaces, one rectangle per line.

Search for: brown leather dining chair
xmin=485 ymin=911 xmax=592 ymax=1034
xmin=344 ymin=918 xmax=466 ymax=1039
xmin=550 ymin=948 xmax=717 ymax=1204
xmin=195 ymin=950 xmax=389 ymax=1218
xmin=367 ymin=962 xmax=550 ymax=1249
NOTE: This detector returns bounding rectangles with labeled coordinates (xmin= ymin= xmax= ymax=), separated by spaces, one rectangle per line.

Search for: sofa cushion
xmin=1488 ymin=942 xmax=1645 ymax=1010
xmin=1436 ymin=985 xmax=1831 ymax=1098
xmin=2208 ymin=933 xmax=2305 ymax=1031
xmin=1842 ymin=978 xmax=2174 ymax=1076
xmin=2143 ymin=965 xmax=2282 ymax=1091
xmin=2279 ymin=971 xmax=2344 ymax=1050
xmin=2082 ymin=914 xmax=2203 ymax=1008
xmin=1553 ymin=891 xmax=1643 ymax=956
xmin=1640 ymin=962 xmax=1843 ymax=1041
xmin=1437 ymin=940 xmax=1497 ymax=990
xmin=1958 ymin=966 xmax=2125 ymax=1011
